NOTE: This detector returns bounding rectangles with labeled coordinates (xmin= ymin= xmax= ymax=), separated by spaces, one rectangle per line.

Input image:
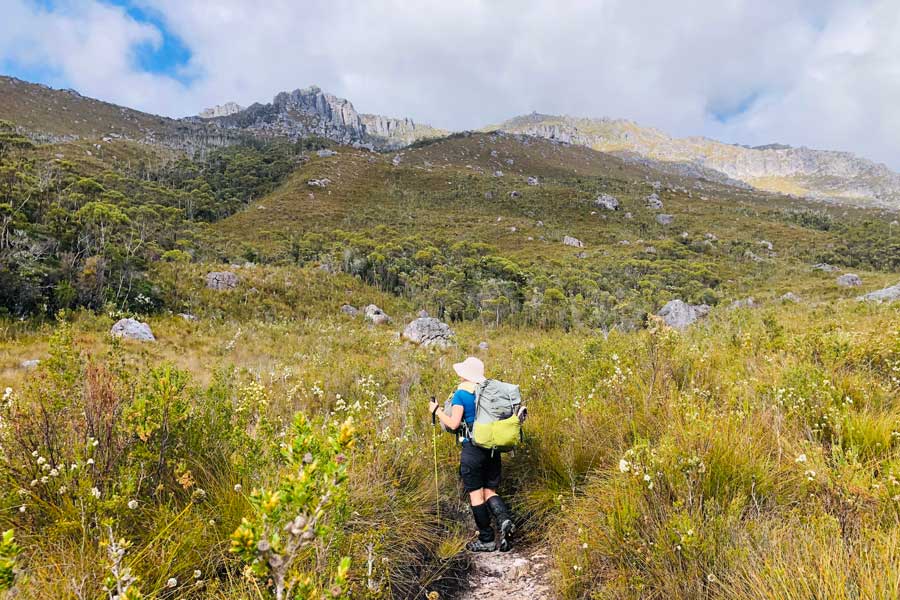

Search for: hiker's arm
xmin=429 ymin=401 xmax=464 ymax=430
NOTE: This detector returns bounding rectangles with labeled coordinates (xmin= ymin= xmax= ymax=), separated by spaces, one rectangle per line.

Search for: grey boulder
xmin=857 ymin=282 xmax=900 ymax=303
xmin=364 ymin=304 xmax=391 ymax=325
xmin=837 ymin=273 xmax=862 ymax=287
xmin=563 ymin=236 xmax=584 ymax=248
xmin=657 ymin=300 xmax=710 ymax=329
xmin=656 ymin=214 xmax=675 ymax=226
xmin=206 ymin=271 xmax=239 ymax=290
xmin=645 ymin=193 xmax=663 ymax=210
xmin=111 ymin=318 xmax=155 ymax=342
xmin=594 ymin=194 xmax=619 ymax=211
xmin=402 ymin=317 xmax=455 ymax=348
xmin=340 ymin=304 xmax=359 ymax=317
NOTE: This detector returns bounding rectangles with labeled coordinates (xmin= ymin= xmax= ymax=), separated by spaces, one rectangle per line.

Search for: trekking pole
xmin=430 ymin=395 xmax=440 ymax=524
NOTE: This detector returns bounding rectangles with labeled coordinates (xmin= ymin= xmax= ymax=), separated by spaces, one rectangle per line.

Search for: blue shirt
xmin=451 ymin=386 xmax=477 ymax=439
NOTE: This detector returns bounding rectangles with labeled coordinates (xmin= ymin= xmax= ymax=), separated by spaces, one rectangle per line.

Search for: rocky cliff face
xmin=497 ymin=113 xmax=900 ymax=208
xmin=198 ymin=102 xmax=244 ymax=119
xmin=207 ymin=86 xmax=444 ymax=148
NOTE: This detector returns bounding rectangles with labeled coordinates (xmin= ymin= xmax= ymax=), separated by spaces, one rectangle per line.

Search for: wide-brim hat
xmin=453 ymin=356 xmax=486 ymax=384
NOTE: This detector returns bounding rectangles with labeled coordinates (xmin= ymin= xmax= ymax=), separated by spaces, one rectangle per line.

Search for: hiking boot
xmin=466 ymin=539 xmax=497 ymax=552
xmin=487 ymin=496 xmax=515 ymax=552
xmin=497 ymin=518 xmax=516 ymax=552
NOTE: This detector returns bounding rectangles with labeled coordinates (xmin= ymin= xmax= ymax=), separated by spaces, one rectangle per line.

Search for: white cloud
xmin=2 ymin=0 xmax=900 ymax=169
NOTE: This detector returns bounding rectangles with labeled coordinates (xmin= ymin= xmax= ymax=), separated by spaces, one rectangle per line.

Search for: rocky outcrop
xmin=645 ymin=193 xmax=663 ymax=210
xmin=781 ymin=292 xmax=801 ymax=303
xmin=402 ymin=317 xmax=454 ymax=347
xmin=657 ymin=300 xmax=710 ymax=329
xmin=656 ymin=214 xmax=675 ymax=226
xmin=730 ymin=297 xmax=756 ymax=309
xmin=206 ymin=271 xmax=239 ymax=290
xmin=198 ymin=102 xmax=244 ymax=119
xmin=364 ymin=304 xmax=391 ymax=325
xmin=496 ymin=112 xmax=900 ymax=209
xmin=111 ymin=318 xmax=155 ymax=341
xmin=837 ymin=273 xmax=862 ymax=287
xmin=563 ymin=236 xmax=584 ymax=248
xmin=594 ymin=194 xmax=619 ymax=210
xmin=340 ymin=304 xmax=359 ymax=317
xmin=857 ymin=282 xmax=900 ymax=303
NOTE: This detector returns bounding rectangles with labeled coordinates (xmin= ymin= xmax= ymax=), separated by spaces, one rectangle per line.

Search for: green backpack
xmin=471 ymin=379 xmax=526 ymax=452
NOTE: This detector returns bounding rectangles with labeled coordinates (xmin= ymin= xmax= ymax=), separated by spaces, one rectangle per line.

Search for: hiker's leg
xmin=468 ymin=488 xmax=495 ymax=544
xmin=483 ymin=488 xmax=497 ymax=501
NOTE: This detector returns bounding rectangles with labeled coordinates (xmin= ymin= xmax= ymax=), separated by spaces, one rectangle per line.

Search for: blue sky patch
xmin=708 ymin=91 xmax=760 ymax=124
xmin=102 ymin=0 xmax=196 ymax=85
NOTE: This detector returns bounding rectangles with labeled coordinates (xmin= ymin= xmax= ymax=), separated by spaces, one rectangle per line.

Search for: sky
xmin=2 ymin=0 xmax=900 ymax=169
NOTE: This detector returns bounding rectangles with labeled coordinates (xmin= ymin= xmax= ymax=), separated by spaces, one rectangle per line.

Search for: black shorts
xmin=459 ymin=442 xmax=502 ymax=493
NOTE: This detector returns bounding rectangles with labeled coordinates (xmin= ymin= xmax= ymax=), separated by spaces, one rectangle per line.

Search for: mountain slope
xmin=495 ymin=113 xmax=900 ymax=209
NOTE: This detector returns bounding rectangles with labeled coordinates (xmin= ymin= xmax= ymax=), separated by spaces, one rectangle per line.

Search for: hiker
xmin=429 ymin=356 xmax=516 ymax=552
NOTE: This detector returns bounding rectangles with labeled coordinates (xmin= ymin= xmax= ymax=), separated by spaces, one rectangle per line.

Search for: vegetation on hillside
xmin=1 ymin=113 xmax=899 ymax=599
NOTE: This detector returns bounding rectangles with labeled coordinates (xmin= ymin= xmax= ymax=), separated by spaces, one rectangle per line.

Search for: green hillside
xmin=1 ymin=89 xmax=900 ymax=599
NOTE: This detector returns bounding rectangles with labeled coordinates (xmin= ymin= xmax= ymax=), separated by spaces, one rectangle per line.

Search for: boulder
xmin=402 ymin=317 xmax=455 ymax=348
xmin=111 ymin=318 xmax=155 ymax=342
xmin=478 ymin=341 xmax=489 ymax=351
xmin=781 ymin=292 xmax=801 ymax=303
xmin=594 ymin=194 xmax=619 ymax=211
xmin=364 ymin=304 xmax=391 ymax=325
xmin=563 ymin=236 xmax=584 ymax=248
xmin=656 ymin=214 xmax=675 ymax=226
xmin=493 ymin=170 xmax=504 ymax=177
xmin=206 ymin=271 xmax=239 ymax=290
xmin=645 ymin=193 xmax=663 ymax=210
xmin=657 ymin=300 xmax=710 ymax=329
xmin=306 ymin=178 xmax=331 ymax=188
xmin=508 ymin=190 xmax=520 ymax=198
xmin=837 ymin=273 xmax=862 ymax=287
xmin=316 ymin=149 xmax=337 ymax=157
xmin=730 ymin=297 xmax=756 ymax=309
xmin=20 ymin=359 xmax=40 ymax=370
xmin=340 ymin=304 xmax=359 ymax=317
xmin=812 ymin=263 xmax=839 ymax=272
xmin=857 ymin=282 xmax=900 ymax=303
xmin=527 ymin=176 xmax=540 ymax=186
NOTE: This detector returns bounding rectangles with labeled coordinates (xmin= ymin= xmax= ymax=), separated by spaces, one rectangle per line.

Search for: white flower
xmin=166 ymin=577 xmax=178 ymax=588
xmin=19 ymin=505 xmax=26 ymax=513
xmin=49 ymin=468 xmax=59 ymax=477
xmin=127 ymin=499 xmax=139 ymax=510
xmin=795 ymin=454 xmax=807 ymax=463
xmin=618 ymin=459 xmax=630 ymax=473
xmin=193 ymin=570 xmax=202 ymax=579
xmin=31 ymin=450 xmax=39 ymax=458
xmin=804 ymin=470 xmax=817 ymax=481
xmin=40 ymin=476 xmax=49 ymax=484
xmin=234 ymin=484 xmax=243 ymax=493
xmin=86 ymin=458 xmax=95 ymax=466
xmin=58 ymin=485 xmax=68 ymax=494
xmin=36 ymin=456 xmax=46 ymax=466
xmin=91 ymin=487 xmax=101 ymax=499
xmin=30 ymin=479 xmax=38 ymax=487
xmin=581 ymin=542 xmax=588 ymax=549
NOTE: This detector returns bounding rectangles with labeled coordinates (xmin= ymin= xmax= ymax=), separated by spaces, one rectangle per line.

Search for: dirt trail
xmin=461 ymin=546 xmax=553 ymax=599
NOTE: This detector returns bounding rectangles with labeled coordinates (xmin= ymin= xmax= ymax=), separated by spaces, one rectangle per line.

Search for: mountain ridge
xmin=1 ymin=74 xmax=898 ymax=208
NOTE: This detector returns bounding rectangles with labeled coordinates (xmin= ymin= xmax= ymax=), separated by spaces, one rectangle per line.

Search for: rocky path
xmin=461 ymin=546 xmax=553 ymax=599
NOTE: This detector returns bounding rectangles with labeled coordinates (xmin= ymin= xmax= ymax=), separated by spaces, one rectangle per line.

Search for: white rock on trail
xmin=463 ymin=547 xmax=552 ymax=600
xmin=110 ymin=318 xmax=155 ymax=342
